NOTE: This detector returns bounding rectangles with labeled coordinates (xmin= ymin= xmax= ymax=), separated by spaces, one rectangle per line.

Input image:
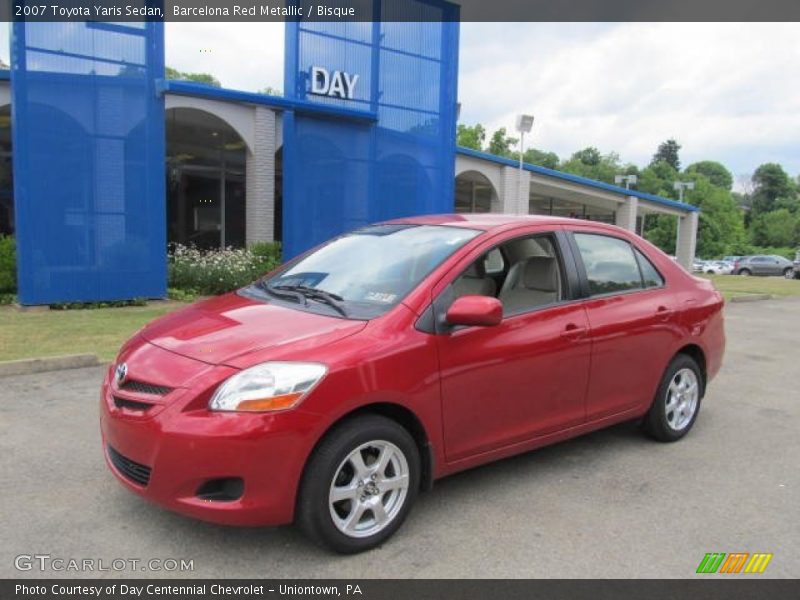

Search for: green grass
xmin=0 ymin=301 xmax=185 ymax=363
xmin=700 ymin=274 xmax=800 ymax=300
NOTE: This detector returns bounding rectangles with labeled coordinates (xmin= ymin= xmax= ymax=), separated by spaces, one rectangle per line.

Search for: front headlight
xmin=209 ymin=362 xmax=327 ymax=412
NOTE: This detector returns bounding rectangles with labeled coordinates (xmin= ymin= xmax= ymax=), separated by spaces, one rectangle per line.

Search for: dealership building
xmin=0 ymin=6 xmax=698 ymax=305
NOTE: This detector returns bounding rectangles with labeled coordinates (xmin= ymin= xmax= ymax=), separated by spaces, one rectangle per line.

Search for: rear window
xmin=574 ymin=234 xmax=643 ymax=296
xmin=634 ymin=248 xmax=664 ymax=288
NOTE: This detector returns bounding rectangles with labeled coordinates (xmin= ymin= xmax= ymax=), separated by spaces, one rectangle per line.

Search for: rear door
xmin=568 ymin=229 xmax=682 ymax=421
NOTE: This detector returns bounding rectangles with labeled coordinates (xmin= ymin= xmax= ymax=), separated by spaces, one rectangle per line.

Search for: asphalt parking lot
xmin=2 ymin=297 xmax=799 ymax=579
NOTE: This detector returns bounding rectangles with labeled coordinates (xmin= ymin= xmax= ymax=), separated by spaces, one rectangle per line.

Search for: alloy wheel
xmin=665 ymin=368 xmax=699 ymax=431
xmin=328 ymin=440 xmax=410 ymax=538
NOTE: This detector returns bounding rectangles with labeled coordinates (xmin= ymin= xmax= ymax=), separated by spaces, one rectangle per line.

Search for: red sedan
xmin=100 ymin=215 xmax=725 ymax=553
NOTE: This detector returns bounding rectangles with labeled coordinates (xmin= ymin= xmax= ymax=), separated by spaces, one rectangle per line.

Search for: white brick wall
xmin=615 ymin=196 xmax=638 ymax=232
xmin=245 ymin=106 xmax=277 ymax=244
xmin=500 ymin=165 xmax=530 ymax=215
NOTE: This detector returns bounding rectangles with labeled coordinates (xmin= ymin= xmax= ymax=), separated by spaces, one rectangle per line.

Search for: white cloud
xmin=166 ymin=23 xmax=284 ymax=92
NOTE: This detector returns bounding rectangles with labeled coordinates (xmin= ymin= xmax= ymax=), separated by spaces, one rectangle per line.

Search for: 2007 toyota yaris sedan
xmin=100 ymin=214 xmax=725 ymax=553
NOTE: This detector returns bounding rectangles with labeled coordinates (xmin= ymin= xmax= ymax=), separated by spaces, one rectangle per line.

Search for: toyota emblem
xmin=115 ymin=362 xmax=128 ymax=385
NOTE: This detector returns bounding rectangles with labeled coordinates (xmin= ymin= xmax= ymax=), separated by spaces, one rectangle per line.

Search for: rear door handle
xmin=561 ymin=323 xmax=588 ymax=340
xmin=656 ymin=306 xmax=673 ymax=321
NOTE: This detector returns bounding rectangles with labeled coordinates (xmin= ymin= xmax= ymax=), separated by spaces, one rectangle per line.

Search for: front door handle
xmin=561 ymin=323 xmax=588 ymax=340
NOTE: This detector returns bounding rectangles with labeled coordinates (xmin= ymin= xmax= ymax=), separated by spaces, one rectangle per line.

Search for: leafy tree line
xmin=457 ymin=124 xmax=800 ymax=259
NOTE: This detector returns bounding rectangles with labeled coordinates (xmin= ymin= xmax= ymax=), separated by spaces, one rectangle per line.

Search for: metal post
xmin=517 ymin=130 xmax=524 ymax=215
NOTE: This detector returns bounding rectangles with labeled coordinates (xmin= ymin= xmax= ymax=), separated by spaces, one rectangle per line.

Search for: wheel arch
xmin=674 ymin=343 xmax=707 ymax=396
xmin=301 ymin=402 xmax=435 ymax=499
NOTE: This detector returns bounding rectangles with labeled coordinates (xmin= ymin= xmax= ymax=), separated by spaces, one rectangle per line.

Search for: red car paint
xmin=100 ymin=215 xmax=725 ymax=526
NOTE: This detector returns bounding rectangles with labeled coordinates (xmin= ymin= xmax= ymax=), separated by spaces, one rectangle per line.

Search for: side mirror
xmin=445 ymin=296 xmax=503 ymax=328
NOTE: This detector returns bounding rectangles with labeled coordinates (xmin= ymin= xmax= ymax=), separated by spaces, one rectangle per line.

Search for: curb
xmin=729 ymin=294 xmax=773 ymax=303
xmin=0 ymin=354 xmax=102 ymax=378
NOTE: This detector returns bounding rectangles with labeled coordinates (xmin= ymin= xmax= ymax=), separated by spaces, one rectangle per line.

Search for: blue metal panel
xmin=11 ymin=21 xmax=166 ymax=304
xmin=283 ymin=0 xmax=460 ymax=259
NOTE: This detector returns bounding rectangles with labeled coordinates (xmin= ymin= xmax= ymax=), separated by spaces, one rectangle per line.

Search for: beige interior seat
xmin=452 ymin=260 xmax=497 ymax=298
xmin=499 ymin=256 xmax=560 ymax=313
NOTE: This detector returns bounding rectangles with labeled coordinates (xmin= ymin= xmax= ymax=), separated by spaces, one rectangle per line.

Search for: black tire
xmin=296 ymin=414 xmax=420 ymax=554
xmin=738 ymin=268 xmax=751 ymax=276
xmin=783 ymin=267 xmax=794 ymax=279
xmin=643 ymin=354 xmax=704 ymax=442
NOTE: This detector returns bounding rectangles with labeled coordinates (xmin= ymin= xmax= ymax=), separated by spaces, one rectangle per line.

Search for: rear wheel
xmin=297 ymin=415 xmax=420 ymax=554
xmin=643 ymin=354 xmax=703 ymax=442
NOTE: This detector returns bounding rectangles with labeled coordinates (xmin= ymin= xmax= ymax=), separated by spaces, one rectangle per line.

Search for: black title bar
xmin=3 ymin=0 xmax=800 ymax=22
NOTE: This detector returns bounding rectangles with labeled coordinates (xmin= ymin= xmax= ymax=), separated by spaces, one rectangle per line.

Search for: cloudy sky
xmin=2 ymin=22 xmax=798 ymax=184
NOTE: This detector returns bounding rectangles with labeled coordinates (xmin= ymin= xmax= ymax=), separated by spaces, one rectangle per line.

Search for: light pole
xmin=515 ymin=114 xmax=534 ymax=214
xmin=673 ymin=180 xmax=695 ymax=202
xmin=614 ymin=174 xmax=638 ymax=190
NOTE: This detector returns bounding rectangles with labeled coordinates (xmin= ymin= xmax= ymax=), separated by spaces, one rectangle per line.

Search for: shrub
xmin=250 ymin=241 xmax=282 ymax=272
xmin=49 ymin=298 xmax=147 ymax=310
xmin=0 ymin=235 xmax=16 ymax=293
xmin=0 ymin=292 xmax=16 ymax=305
xmin=168 ymin=243 xmax=282 ymax=296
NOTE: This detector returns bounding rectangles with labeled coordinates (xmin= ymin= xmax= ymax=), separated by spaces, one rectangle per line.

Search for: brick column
xmin=675 ymin=211 xmax=699 ymax=270
xmin=245 ymin=106 xmax=277 ymax=245
xmin=500 ymin=165 xmax=530 ymax=215
xmin=615 ymin=196 xmax=638 ymax=232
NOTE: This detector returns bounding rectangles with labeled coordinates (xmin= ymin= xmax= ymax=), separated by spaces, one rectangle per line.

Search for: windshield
xmin=248 ymin=224 xmax=480 ymax=319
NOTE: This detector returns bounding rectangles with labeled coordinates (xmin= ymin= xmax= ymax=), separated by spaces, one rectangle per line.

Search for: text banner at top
xmin=4 ymin=0 xmax=800 ymax=22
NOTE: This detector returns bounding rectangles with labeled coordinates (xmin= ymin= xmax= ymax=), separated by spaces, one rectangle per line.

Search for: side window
xmin=634 ymin=248 xmax=664 ymax=288
xmin=574 ymin=233 xmax=643 ymax=296
xmin=497 ymin=234 xmax=564 ymax=315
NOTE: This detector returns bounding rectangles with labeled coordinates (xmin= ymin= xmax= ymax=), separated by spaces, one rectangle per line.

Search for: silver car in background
xmin=733 ymin=255 xmax=795 ymax=278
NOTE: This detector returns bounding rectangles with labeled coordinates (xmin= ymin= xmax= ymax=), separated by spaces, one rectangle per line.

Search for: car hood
xmin=140 ymin=292 xmax=367 ymax=366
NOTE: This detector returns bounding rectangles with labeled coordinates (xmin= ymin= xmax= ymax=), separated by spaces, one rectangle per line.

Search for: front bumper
xmin=99 ymin=360 xmax=322 ymax=527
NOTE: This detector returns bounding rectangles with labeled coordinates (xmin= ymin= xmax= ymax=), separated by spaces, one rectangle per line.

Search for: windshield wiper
xmin=256 ymin=280 xmax=307 ymax=306
xmin=271 ymin=284 xmax=349 ymax=317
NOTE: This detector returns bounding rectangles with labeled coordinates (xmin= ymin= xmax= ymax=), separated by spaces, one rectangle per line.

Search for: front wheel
xmin=784 ymin=267 xmax=794 ymax=279
xmin=297 ymin=415 xmax=420 ymax=554
xmin=738 ymin=268 xmax=751 ymax=276
xmin=643 ymin=354 xmax=703 ymax=442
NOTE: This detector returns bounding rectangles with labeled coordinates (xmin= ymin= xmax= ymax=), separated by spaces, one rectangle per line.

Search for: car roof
xmin=382 ymin=213 xmax=628 ymax=235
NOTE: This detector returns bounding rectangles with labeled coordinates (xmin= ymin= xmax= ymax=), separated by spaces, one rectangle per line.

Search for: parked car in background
xmin=732 ymin=255 xmax=794 ymax=277
xmin=692 ymin=259 xmax=707 ymax=272
xmin=100 ymin=214 xmax=726 ymax=553
xmin=722 ymin=255 xmax=742 ymax=264
xmin=704 ymin=261 xmax=733 ymax=275
xmin=793 ymin=251 xmax=800 ymax=280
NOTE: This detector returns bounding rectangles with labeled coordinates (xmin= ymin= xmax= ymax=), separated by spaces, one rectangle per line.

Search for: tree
xmin=750 ymin=163 xmax=796 ymax=216
xmin=749 ymin=208 xmax=800 ymax=248
xmin=522 ymin=148 xmax=560 ymax=170
xmin=559 ymin=147 xmax=627 ymax=184
xmin=165 ymin=66 xmax=221 ymax=87
xmin=685 ymin=161 xmax=733 ymax=191
xmin=651 ymin=139 xmax=681 ymax=171
xmin=456 ymin=123 xmax=486 ymax=151
xmin=487 ymin=127 xmax=518 ymax=157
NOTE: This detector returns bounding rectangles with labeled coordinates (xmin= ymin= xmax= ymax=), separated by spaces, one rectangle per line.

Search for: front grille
xmin=107 ymin=446 xmax=152 ymax=487
xmin=119 ymin=379 xmax=172 ymax=396
xmin=113 ymin=396 xmax=153 ymax=412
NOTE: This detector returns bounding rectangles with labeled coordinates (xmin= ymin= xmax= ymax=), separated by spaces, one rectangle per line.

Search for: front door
xmin=435 ymin=230 xmax=591 ymax=461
